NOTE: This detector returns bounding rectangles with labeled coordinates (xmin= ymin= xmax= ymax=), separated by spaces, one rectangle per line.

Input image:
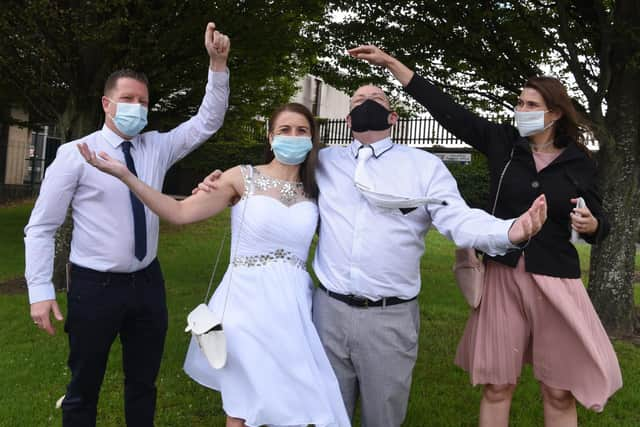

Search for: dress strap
xmin=239 ymin=164 xmax=254 ymax=198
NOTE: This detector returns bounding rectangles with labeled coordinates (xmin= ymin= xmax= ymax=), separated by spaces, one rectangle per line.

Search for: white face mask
xmin=354 ymin=183 xmax=446 ymax=209
xmin=514 ymin=110 xmax=554 ymax=137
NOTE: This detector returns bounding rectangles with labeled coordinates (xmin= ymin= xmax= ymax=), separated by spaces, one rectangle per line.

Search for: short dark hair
xmin=264 ymin=103 xmax=320 ymax=199
xmin=104 ymin=69 xmax=149 ymax=96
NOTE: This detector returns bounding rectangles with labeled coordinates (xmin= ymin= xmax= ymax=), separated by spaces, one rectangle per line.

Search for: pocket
xmin=380 ymin=302 xmax=420 ymax=353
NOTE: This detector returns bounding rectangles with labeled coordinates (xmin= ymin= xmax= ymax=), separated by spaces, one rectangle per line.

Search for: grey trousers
xmin=312 ymin=288 xmax=420 ymax=427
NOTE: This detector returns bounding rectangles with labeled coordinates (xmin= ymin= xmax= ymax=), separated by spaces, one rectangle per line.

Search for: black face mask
xmin=349 ymin=99 xmax=392 ymax=132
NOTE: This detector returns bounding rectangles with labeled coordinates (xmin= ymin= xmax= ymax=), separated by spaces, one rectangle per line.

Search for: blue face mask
xmin=271 ymin=135 xmax=313 ymax=165
xmin=107 ymin=99 xmax=148 ymax=137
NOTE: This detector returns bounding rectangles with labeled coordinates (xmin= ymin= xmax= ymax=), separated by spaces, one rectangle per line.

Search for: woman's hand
xmin=347 ymin=45 xmax=414 ymax=86
xmin=570 ymin=198 xmax=598 ymax=235
xmin=77 ymin=143 xmax=131 ymax=180
xmin=508 ymin=194 xmax=547 ymax=244
xmin=348 ymin=45 xmax=393 ymax=67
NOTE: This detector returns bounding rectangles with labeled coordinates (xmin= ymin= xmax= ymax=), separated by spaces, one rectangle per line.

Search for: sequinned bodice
xmin=240 ymin=165 xmax=310 ymax=206
xmin=227 ymin=165 xmax=318 ymax=267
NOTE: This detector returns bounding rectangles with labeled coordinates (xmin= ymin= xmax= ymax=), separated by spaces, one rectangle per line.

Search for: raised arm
xmin=159 ymin=22 xmax=231 ymax=167
xmin=347 ymin=45 xmax=512 ymax=155
xmin=78 ymin=143 xmax=240 ymax=224
xmin=347 ymin=45 xmax=415 ymax=86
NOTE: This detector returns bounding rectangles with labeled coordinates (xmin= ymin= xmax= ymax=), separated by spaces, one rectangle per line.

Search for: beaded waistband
xmin=232 ymin=249 xmax=307 ymax=270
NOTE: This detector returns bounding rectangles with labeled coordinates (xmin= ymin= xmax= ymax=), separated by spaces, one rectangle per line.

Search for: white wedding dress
xmin=184 ymin=165 xmax=350 ymax=427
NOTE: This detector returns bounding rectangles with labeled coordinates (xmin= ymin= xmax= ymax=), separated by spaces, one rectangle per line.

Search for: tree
xmin=316 ymin=0 xmax=640 ymax=336
xmin=0 ymin=0 xmax=327 ymax=288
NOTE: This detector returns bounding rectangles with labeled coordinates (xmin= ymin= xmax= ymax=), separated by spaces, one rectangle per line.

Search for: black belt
xmin=318 ymin=283 xmax=416 ymax=308
xmin=70 ymin=258 xmax=159 ymax=284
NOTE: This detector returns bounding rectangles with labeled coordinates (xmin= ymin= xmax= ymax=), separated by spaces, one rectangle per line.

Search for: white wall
xmin=291 ymin=75 xmax=350 ymax=119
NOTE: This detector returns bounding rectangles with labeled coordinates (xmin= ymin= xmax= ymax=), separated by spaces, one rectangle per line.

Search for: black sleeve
xmin=580 ymin=165 xmax=610 ymax=244
xmin=404 ymin=73 xmax=515 ymax=156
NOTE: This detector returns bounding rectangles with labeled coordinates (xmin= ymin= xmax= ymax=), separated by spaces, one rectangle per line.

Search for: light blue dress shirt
xmin=25 ymin=69 xmax=230 ymax=303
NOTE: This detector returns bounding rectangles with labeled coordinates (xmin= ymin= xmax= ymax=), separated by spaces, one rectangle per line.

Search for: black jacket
xmin=405 ymin=74 xmax=609 ymax=278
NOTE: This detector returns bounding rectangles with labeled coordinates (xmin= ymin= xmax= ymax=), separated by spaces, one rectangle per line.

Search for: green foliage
xmin=0 ymin=0 xmax=328 ymax=141
xmin=446 ymin=152 xmax=490 ymax=209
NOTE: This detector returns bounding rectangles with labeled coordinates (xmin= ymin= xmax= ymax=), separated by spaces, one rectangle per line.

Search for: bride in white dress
xmin=79 ymin=103 xmax=350 ymax=427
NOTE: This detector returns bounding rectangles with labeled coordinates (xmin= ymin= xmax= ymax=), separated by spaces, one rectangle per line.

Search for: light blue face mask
xmin=107 ymin=99 xmax=148 ymax=137
xmin=271 ymin=135 xmax=313 ymax=165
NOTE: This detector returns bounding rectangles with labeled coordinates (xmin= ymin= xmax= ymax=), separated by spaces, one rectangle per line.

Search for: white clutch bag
xmin=184 ymin=188 xmax=250 ymax=371
xmin=185 ymin=303 xmax=226 ymax=369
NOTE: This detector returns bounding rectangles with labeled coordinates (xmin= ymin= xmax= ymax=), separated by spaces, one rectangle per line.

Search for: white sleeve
xmin=24 ymin=144 xmax=82 ymax=303
xmin=425 ymin=158 xmax=516 ymax=256
xmin=160 ymin=69 xmax=230 ymax=166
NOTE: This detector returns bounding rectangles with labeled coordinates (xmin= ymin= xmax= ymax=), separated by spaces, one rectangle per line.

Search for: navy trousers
xmin=61 ymin=259 xmax=168 ymax=427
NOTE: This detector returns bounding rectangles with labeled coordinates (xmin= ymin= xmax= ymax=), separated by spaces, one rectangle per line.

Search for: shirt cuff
xmin=208 ymin=68 xmax=230 ymax=86
xmin=484 ymin=219 xmax=517 ymax=256
xmin=28 ymin=283 xmax=57 ymax=304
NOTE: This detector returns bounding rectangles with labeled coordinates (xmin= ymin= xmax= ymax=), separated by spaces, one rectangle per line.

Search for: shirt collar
xmin=349 ymin=137 xmax=393 ymax=159
xmin=101 ymin=124 xmax=139 ymax=150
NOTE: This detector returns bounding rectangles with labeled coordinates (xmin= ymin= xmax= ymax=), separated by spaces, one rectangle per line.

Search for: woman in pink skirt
xmin=348 ymin=45 xmax=623 ymax=427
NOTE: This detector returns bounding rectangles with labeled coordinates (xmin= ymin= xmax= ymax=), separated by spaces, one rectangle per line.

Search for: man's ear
xmin=388 ymin=111 xmax=399 ymax=126
xmin=101 ymin=96 xmax=111 ymax=115
xmin=346 ymin=114 xmax=352 ymax=129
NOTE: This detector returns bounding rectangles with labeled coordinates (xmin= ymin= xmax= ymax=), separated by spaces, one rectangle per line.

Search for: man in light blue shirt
xmin=24 ymin=22 xmax=230 ymax=427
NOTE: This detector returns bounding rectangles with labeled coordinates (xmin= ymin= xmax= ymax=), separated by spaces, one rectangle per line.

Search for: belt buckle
xmin=350 ymin=294 xmax=369 ymax=307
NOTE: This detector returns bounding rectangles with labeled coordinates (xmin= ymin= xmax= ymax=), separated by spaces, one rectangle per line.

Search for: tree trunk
xmin=52 ymin=99 xmax=102 ymax=290
xmin=588 ymin=0 xmax=640 ymax=337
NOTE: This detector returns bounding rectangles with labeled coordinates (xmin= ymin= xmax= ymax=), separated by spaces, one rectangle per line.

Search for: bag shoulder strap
xmin=491 ymin=147 xmax=515 ymax=215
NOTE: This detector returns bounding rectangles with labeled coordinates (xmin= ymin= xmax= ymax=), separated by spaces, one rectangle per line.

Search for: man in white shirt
xmin=24 ymin=23 xmax=230 ymax=427
xmin=311 ymin=84 xmax=546 ymax=427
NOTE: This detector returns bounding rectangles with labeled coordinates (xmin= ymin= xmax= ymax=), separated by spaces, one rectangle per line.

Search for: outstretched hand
xmin=205 ymin=22 xmax=230 ymax=70
xmin=347 ymin=45 xmax=393 ymax=67
xmin=77 ymin=143 xmax=130 ymax=180
xmin=347 ymin=45 xmax=414 ymax=87
xmin=508 ymin=194 xmax=547 ymax=244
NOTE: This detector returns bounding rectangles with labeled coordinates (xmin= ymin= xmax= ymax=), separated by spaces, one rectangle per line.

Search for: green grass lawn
xmin=1 ymin=201 xmax=639 ymax=426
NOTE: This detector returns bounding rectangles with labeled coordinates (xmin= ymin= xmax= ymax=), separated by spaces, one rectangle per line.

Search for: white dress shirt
xmin=313 ymin=137 xmax=516 ymax=300
xmin=25 ymin=69 xmax=230 ymax=304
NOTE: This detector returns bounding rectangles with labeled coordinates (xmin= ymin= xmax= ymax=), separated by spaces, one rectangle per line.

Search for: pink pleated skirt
xmin=454 ymin=256 xmax=622 ymax=411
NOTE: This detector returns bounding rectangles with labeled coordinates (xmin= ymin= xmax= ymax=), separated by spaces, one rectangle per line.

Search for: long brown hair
xmin=264 ymin=103 xmax=319 ymax=198
xmin=524 ymin=76 xmax=591 ymax=156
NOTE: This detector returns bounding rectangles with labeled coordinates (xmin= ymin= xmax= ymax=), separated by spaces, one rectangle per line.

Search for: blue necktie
xmin=121 ymin=141 xmax=147 ymax=261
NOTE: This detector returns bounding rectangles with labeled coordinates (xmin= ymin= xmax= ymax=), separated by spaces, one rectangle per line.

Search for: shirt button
xmin=531 ymin=180 xmax=540 ymax=189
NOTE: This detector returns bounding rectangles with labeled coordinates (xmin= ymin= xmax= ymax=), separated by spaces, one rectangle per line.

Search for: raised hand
xmin=205 ymin=22 xmax=230 ymax=71
xmin=347 ymin=45 xmax=393 ymax=67
xmin=508 ymin=194 xmax=547 ymax=244
xmin=77 ymin=142 xmax=131 ymax=180
xmin=347 ymin=45 xmax=414 ymax=86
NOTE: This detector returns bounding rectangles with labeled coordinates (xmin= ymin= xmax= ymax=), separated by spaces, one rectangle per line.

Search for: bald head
xmin=350 ymin=85 xmax=391 ymax=110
